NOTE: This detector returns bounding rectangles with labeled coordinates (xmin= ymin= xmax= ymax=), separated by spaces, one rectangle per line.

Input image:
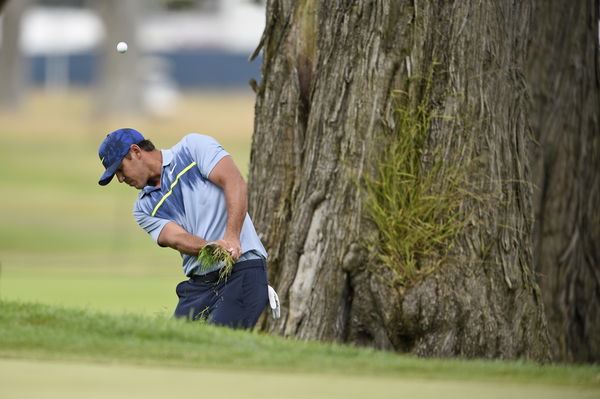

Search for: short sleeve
xmin=185 ymin=134 xmax=229 ymax=178
xmin=134 ymin=210 xmax=170 ymax=244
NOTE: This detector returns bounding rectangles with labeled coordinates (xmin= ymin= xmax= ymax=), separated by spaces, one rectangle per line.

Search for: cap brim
xmin=98 ymin=159 xmax=121 ymax=186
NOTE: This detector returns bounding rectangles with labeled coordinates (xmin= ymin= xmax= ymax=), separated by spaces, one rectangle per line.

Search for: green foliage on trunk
xmin=364 ymin=70 xmax=468 ymax=287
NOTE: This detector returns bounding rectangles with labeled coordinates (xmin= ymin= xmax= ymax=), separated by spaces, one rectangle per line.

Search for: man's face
xmin=115 ymin=148 xmax=150 ymax=189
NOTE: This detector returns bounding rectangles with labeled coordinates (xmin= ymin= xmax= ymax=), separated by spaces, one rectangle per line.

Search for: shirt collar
xmin=161 ymin=149 xmax=173 ymax=166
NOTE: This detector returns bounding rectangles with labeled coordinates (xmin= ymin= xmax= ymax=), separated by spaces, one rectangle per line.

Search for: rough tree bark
xmin=249 ymin=0 xmax=549 ymax=360
xmin=527 ymin=0 xmax=600 ymax=362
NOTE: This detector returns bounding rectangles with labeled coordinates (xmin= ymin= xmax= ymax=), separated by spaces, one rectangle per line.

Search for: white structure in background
xmin=2 ymin=0 xmax=265 ymax=115
xmin=16 ymin=1 xmax=264 ymax=55
xmin=141 ymin=0 xmax=264 ymax=53
xmin=20 ymin=7 xmax=103 ymax=92
xmin=19 ymin=7 xmax=104 ymax=54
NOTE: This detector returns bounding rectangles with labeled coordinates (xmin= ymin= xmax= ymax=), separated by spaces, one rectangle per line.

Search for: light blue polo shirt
xmin=133 ymin=134 xmax=267 ymax=276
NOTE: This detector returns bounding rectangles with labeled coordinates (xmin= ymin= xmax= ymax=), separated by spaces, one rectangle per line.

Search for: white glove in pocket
xmin=267 ymin=285 xmax=280 ymax=319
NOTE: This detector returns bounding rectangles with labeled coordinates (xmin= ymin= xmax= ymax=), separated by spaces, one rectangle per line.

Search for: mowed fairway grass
xmin=1 ymin=91 xmax=599 ymax=398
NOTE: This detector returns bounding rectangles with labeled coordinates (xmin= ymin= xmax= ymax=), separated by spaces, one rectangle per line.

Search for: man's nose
xmin=116 ymin=172 xmax=125 ymax=183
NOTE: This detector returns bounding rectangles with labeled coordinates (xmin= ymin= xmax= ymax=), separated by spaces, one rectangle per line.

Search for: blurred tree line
xmin=0 ymin=0 xmax=144 ymax=114
xmin=0 ymin=0 xmax=266 ymax=115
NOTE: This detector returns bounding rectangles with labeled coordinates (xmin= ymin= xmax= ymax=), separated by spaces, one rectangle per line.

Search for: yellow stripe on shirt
xmin=151 ymin=161 xmax=197 ymax=216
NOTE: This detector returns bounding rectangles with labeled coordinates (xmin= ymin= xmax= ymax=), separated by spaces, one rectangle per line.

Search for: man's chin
xmin=126 ymin=181 xmax=141 ymax=189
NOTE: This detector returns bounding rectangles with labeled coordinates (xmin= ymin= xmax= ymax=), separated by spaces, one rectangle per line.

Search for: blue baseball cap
xmin=98 ymin=128 xmax=145 ymax=186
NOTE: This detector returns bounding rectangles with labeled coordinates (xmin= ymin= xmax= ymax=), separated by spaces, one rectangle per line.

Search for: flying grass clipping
xmin=198 ymin=244 xmax=235 ymax=281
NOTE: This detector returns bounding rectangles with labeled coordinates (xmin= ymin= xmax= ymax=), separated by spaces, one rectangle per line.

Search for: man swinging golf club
xmin=98 ymin=128 xmax=279 ymax=328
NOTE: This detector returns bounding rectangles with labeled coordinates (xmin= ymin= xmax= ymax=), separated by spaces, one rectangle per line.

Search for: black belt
xmin=189 ymin=258 xmax=265 ymax=284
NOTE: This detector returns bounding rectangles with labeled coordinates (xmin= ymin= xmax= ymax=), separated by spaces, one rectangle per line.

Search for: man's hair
xmin=123 ymin=140 xmax=156 ymax=160
xmin=137 ymin=139 xmax=155 ymax=151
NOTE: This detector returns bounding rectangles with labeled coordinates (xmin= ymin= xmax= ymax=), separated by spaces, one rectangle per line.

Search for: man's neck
xmin=146 ymin=150 xmax=163 ymax=187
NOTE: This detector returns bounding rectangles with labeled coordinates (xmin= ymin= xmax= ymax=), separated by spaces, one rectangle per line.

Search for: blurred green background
xmin=0 ymin=89 xmax=256 ymax=316
xmin=0 ymin=0 xmax=264 ymax=316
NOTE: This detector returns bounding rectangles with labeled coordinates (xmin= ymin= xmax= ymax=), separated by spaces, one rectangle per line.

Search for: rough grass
xmin=1 ymin=300 xmax=599 ymax=388
xmin=198 ymin=243 xmax=235 ymax=279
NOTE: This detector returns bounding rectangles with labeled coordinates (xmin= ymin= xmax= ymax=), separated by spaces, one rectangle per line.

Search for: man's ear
xmin=130 ymin=144 xmax=142 ymax=159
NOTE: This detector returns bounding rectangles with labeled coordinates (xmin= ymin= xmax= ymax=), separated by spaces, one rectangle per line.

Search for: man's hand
xmin=213 ymin=237 xmax=242 ymax=261
xmin=268 ymin=285 xmax=280 ymax=319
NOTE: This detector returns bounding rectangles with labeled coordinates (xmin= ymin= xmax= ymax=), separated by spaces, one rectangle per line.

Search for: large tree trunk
xmin=0 ymin=0 xmax=29 ymax=110
xmin=94 ymin=0 xmax=143 ymax=117
xmin=527 ymin=0 xmax=600 ymax=362
xmin=249 ymin=0 xmax=549 ymax=360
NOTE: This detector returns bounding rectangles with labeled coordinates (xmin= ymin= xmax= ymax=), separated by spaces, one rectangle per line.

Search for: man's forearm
xmin=207 ymin=155 xmax=248 ymax=259
xmin=223 ymin=179 xmax=247 ymax=241
xmin=157 ymin=222 xmax=208 ymax=256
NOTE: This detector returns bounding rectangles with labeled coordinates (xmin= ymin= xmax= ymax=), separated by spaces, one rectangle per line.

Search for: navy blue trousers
xmin=173 ymin=258 xmax=268 ymax=329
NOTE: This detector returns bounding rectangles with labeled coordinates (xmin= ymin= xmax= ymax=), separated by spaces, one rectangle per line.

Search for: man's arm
xmin=208 ymin=155 xmax=247 ymax=260
xmin=157 ymin=221 xmax=208 ymax=255
xmin=157 ymin=221 xmax=234 ymax=258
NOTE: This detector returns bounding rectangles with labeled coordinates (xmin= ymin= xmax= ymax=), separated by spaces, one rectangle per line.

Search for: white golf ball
xmin=116 ymin=41 xmax=128 ymax=53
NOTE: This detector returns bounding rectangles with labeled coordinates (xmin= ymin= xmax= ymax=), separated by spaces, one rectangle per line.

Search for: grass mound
xmin=1 ymin=300 xmax=599 ymax=387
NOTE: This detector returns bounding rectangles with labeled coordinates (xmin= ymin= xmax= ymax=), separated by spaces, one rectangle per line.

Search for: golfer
xmin=97 ymin=128 xmax=275 ymax=328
